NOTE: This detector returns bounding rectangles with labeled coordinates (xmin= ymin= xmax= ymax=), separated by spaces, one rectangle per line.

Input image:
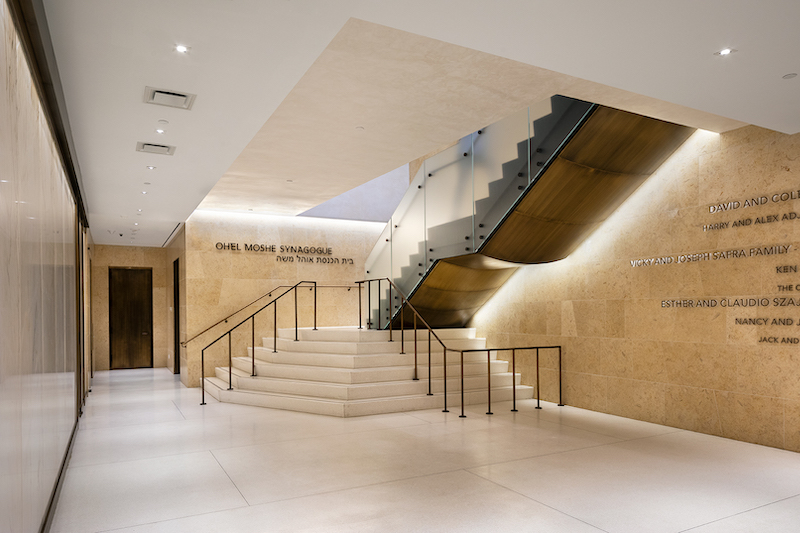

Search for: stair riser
xmin=250 ymin=348 xmax=495 ymax=368
xmin=207 ymin=377 xmax=534 ymax=418
xmin=215 ymin=367 xmax=523 ymax=400
xmin=277 ymin=327 xmax=477 ymax=343
xmin=240 ymin=359 xmax=509 ymax=384
xmin=268 ymin=337 xmax=486 ymax=355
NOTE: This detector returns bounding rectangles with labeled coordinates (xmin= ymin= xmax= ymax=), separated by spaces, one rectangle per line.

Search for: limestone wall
xmin=472 ymin=126 xmax=800 ymax=451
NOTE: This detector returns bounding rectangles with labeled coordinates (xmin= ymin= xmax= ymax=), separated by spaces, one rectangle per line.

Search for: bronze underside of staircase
xmin=401 ymin=106 xmax=695 ymax=328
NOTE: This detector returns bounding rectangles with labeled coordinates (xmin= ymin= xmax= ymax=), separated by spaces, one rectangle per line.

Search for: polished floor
xmin=51 ymin=369 xmax=800 ymax=533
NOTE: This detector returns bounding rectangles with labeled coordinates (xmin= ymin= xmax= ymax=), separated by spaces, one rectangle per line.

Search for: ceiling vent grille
xmin=136 ymin=142 xmax=176 ymax=155
xmin=144 ymin=86 xmax=196 ymax=110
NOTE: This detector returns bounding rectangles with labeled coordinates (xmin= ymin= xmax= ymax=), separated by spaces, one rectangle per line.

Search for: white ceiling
xmin=42 ymin=1 xmax=800 ymax=246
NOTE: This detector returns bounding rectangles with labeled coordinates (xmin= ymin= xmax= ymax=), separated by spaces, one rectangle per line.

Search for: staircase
xmin=366 ymin=95 xmax=695 ymax=328
xmin=203 ymin=326 xmax=532 ymax=417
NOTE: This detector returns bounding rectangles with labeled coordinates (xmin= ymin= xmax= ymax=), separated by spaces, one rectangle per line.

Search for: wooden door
xmin=109 ymin=268 xmax=153 ymax=369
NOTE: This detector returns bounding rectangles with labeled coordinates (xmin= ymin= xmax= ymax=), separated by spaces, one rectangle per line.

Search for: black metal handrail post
xmin=486 ymin=350 xmax=493 ymax=415
xmin=294 ymin=286 xmax=298 ymax=341
xmin=251 ymin=315 xmax=256 ymax=377
xmin=535 ymin=348 xmax=541 ymax=409
xmin=389 ymin=285 xmax=394 ymax=342
xmin=427 ymin=332 xmax=432 ymax=395
xmin=558 ymin=346 xmax=564 ymax=406
xmin=442 ymin=348 xmax=448 ymax=413
xmin=200 ymin=348 xmax=206 ymax=405
xmin=367 ymin=281 xmax=371 ymax=329
xmin=357 ymin=281 xmax=362 ymax=329
xmin=400 ymin=299 xmax=405 ymax=353
xmin=377 ymin=279 xmax=381 ymax=330
xmin=413 ymin=313 xmax=418 ymax=380
xmin=459 ymin=350 xmax=466 ymax=418
xmin=313 ymin=283 xmax=317 ymax=330
xmin=511 ymin=348 xmax=517 ymax=412
xmin=227 ymin=332 xmax=233 ymax=390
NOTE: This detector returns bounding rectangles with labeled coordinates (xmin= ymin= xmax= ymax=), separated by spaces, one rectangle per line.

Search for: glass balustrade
xmin=365 ymin=95 xmax=596 ymax=327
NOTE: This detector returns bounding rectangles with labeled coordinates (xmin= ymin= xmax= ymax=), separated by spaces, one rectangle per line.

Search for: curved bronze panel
xmin=398 ymin=255 xmax=517 ymax=328
xmin=481 ymin=107 xmax=694 ymax=264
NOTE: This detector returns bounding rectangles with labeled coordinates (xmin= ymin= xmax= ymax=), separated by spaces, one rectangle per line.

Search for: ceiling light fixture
xmin=138 ymin=209 xmax=142 ymax=212
xmin=0 ymin=180 xmax=8 ymax=183
xmin=783 ymin=73 xmax=798 ymax=80
xmin=155 ymin=129 xmax=165 ymax=134
xmin=142 ymin=191 xmax=147 ymax=194
xmin=134 ymin=223 xmax=139 ymax=226
xmin=714 ymin=48 xmax=737 ymax=56
xmin=176 ymin=44 xmax=188 ymax=53
xmin=158 ymin=119 xmax=169 ymax=125
xmin=147 ymin=166 xmax=155 ymax=170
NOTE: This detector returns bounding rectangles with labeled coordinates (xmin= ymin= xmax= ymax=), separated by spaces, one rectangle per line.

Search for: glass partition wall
xmin=363 ymin=95 xmax=594 ymax=328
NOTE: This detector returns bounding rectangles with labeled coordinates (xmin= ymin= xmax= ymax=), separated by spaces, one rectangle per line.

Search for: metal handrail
xmin=192 ymin=281 xmax=359 ymax=405
xmin=356 ymin=277 xmax=453 ymax=411
xmin=183 ymin=283 xmax=358 ymax=345
xmin=457 ymin=346 xmax=563 ymax=418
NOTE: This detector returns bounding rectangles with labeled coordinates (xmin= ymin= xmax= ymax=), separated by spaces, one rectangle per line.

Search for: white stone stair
xmin=205 ymin=326 xmax=533 ymax=417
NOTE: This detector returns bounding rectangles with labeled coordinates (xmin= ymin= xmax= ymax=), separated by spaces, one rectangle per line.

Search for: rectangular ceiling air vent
xmin=136 ymin=142 xmax=176 ymax=155
xmin=144 ymin=86 xmax=196 ymax=110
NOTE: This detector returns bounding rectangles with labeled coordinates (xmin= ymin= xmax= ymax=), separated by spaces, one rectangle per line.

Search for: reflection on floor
xmin=51 ymin=368 xmax=800 ymax=533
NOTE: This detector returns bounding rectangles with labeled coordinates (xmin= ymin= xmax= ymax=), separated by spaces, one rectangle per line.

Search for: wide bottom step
xmin=204 ymin=376 xmax=533 ymax=417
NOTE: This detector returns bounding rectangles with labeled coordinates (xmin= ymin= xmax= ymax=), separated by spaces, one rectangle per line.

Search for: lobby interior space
xmin=2 ymin=1 xmax=800 ymax=532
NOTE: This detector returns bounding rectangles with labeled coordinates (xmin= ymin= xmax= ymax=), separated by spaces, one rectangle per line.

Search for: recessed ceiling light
xmin=144 ymin=182 xmax=151 ymax=185
xmin=0 ymin=180 xmax=8 ymax=183
xmin=158 ymin=119 xmax=169 ymax=125
xmin=147 ymin=166 xmax=155 ymax=170
xmin=714 ymin=48 xmax=737 ymax=56
xmin=155 ymin=129 xmax=165 ymax=134
xmin=134 ymin=223 xmax=139 ymax=226
xmin=138 ymin=209 xmax=142 ymax=212
xmin=783 ymin=73 xmax=798 ymax=80
xmin=355 ymin=126 xmax=365 ymax=130
xmin=142 ymin=191 xmax=147 ymax=194
xmin=176 ymin=44 xmax=188 ymax=53
xmin=27 ymin=217 xmax=35 ymax=220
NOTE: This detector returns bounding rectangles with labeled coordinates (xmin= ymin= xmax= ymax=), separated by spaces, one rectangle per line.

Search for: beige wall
xmin=182 ymin=211 xmax=383 ymax=386
xmin=90 ymin=245 xmax=168 ymax=371
xmin=472 ymin=126 xmax=800 ymax=451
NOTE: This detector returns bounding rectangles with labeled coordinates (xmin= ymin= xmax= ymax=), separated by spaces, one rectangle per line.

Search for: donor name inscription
xmin=708 ymin=189 xmax=800 ymax=214
xmin=631 ymin=244 xmax=791 ymax=267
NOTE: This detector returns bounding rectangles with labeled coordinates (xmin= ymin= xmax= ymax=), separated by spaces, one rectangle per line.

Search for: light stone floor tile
xmin=106 ymin=470 xmax=604 ymax=533
xmin=683 ymin=494 xmax=800 ymax=532
xmin=50 ymin=451 xmax=247 ymax=533
xmin=470 ymin=430 xmax=800 ymax=533
xmin=51 ymin=369 xmax=800 ymax=533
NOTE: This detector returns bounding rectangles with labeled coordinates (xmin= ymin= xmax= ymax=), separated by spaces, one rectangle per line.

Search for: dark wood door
xmin=109 ymin=268 xmax=153 ymax=369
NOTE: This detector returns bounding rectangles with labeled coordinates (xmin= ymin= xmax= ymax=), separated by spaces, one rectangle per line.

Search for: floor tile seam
xmin=172 ymin=399 xmax=188 ymax=420
xmin=77 ymin=416 xmax=194 ymax=432
xmin=210 ymin=449 xmax=252 ymax=506
xmin=241 ymin=466 xmax=475 ymax=507
xmin=506 ymin=408 xmax=687 ymax=441
xmin=462 ymin=469 xmax=610 ymax=533
xmin=65 ymin=446 xmax=227 ymax=471
xmin=677 ymin=492 xmax=800 ymax=532
xmin=92 ymin=502 xmax=253 ymax=533
xmin=463 ymin=439 xmax=627 ymax=470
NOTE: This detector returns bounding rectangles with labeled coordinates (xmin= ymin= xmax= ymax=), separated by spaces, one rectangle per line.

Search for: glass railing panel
xmin=390 ymin=166 xmax=427 ymax=299
xmin=472 ymin=106 xmax=532 ymax=249
xmin=364 ymin=222 xmax=392 ymax=328
xmin=424 ymin=137 xmax=474 ymax=263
